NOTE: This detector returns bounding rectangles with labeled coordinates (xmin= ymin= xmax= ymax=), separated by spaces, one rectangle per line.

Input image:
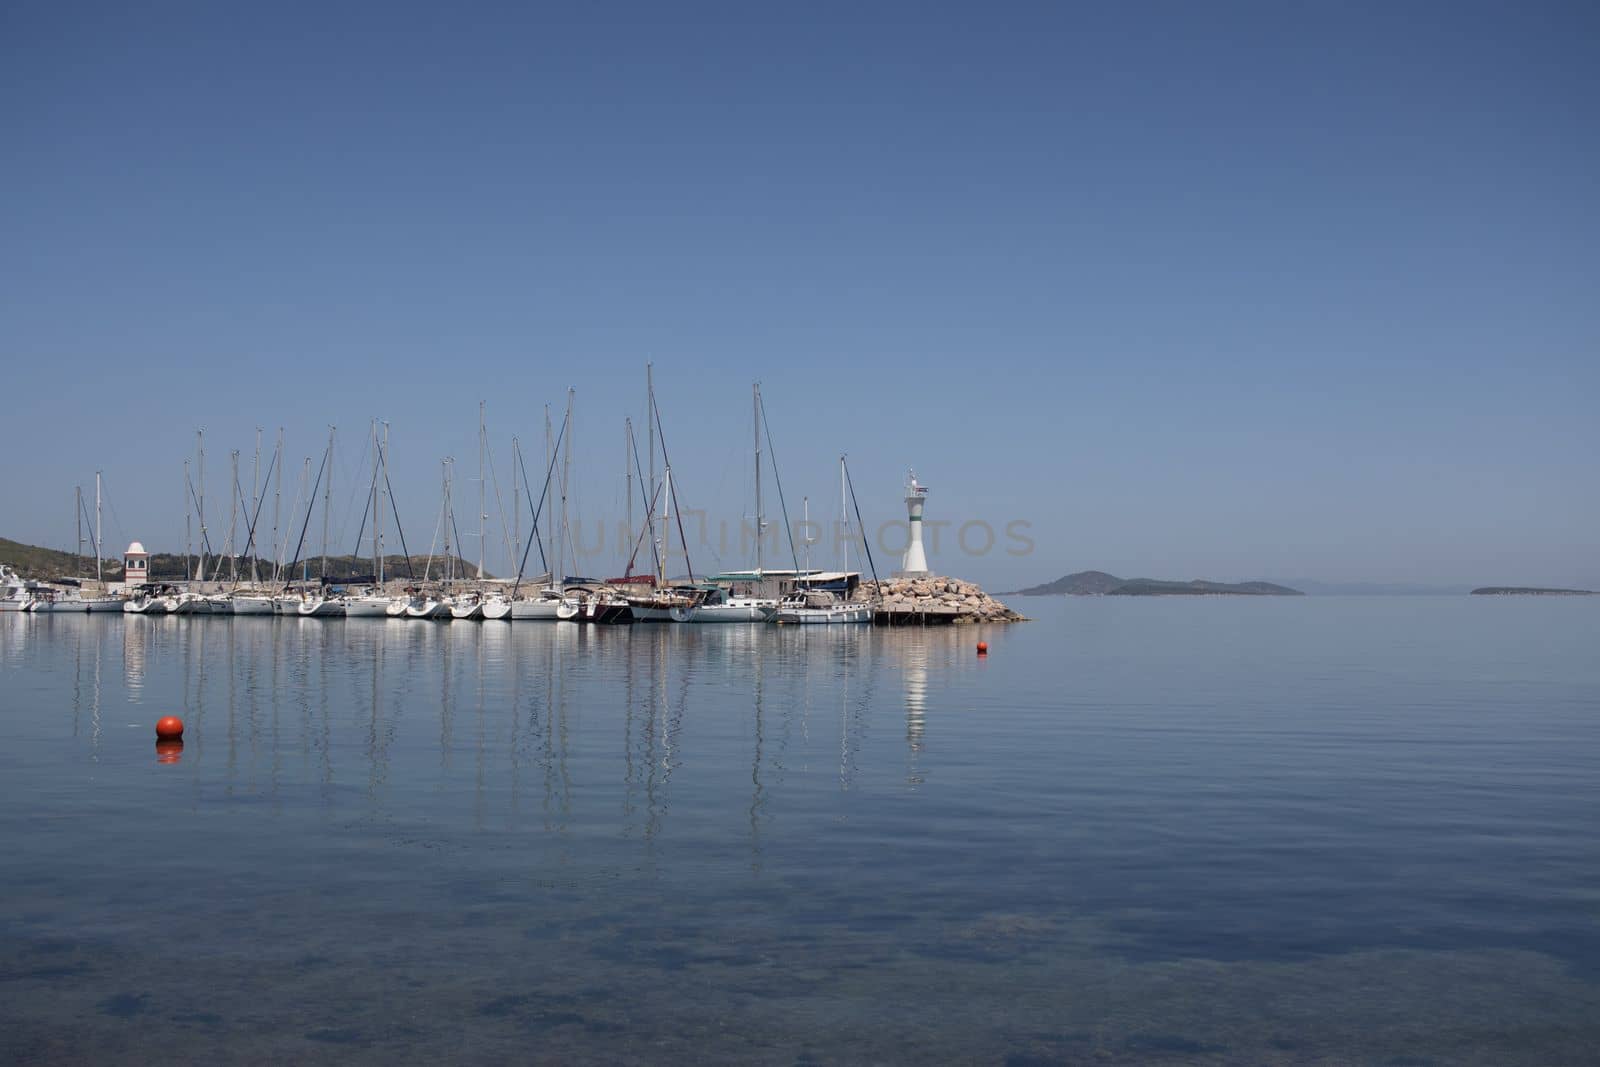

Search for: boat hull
xmin=690 ymin=601 xmax=777 ymax=623
xmin=510 ymin=599 xmax=562 ymax=621
xmin=298 ymin=598 xmax=347 ymax=617
xmin=558 ymin=599 xmax=633 ymax=624
xmin=773 ymin=605 xmax=873 ymax=625
xmin=344 ymin=597 xmax=394 ymax=617
xmin=231 ymin=596 xmax=276 ymax=615
xmin=405 ymin=600 xmax=450 ymax=619
xmin=481 ymin=597 xmax=512 ymax=620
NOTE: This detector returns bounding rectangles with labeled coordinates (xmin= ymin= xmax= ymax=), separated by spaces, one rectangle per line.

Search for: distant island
xmin=1004 ymin=571 xmax=1303 ymax=597
xmin=1470 ymin=587 xmax=1595 ymax=596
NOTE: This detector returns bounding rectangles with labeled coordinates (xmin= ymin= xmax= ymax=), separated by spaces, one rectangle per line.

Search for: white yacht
xmin=481 ymin=593 xmax=512 ymax=620
xmin=403 ymin=593 xmax=451 ymax=619
xmin=771 ymin=592 xmax=873 ymax=625
xmin=0 ymin=566 xmax=39 ymax=611
xmin=509 ymin=589 xmax=565 ymax=621
xmin=449 ymin=592 xmax=486 ymax=621
xmin=687 ymin=588 xmax=778 ymax=623
xmin=123 ymin=588 xmax=172 ymax=614
xmin=35 ymin=587 xmax=124 ymax=613
xmin=230 ymin=593 xmax=276 ymax=615
xmin=298 ymin=594 xmax=347 ymax=618
xmin=345 ymin=593 xmax=396 ymax=617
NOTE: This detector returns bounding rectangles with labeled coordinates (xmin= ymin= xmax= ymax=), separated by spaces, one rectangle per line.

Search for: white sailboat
xmin=772 ymin=457 xmax=874 ymax=625
xmin=347 ymin=422 xmax=401 ymax=618
xmin=512 ymin=390 xmax=576 ymax=622
xmin=123 ymin=588 xmax=172 ymax=615
xmin=691 ymin=382 xmax=781 ymax=624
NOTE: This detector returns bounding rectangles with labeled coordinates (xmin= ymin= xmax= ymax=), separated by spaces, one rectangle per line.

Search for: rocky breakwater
xmin=859 ymin=576 xmax=1027 ymax=623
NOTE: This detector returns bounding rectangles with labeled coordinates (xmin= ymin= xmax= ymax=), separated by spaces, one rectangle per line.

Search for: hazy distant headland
xmin=1004 ymin=571 xmax=1303 ymax=597
xmin=0 ymin=537 xmax=482 ymax=582
xmin=1470 ymin=586 xmax=1596 ymax=596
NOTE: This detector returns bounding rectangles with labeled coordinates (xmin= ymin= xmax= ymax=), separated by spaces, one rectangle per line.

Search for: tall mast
xmin=377 ymin=421 xmax=388 ymax=584
xmin=229 ymin=449 xmax=240 ymax=583
xmin=292 ymin=457 xmax=309 ymax=583
xmin=477 ymin=401 xmax=486 ymax=580
xmin=624 ymin=417 xmax=633 ymax=569
xmin=512 ymin=435 xmax=521 ymax=577
xmin=184 ymin=459 xmax=191 ymax=581
xmin=196 ymin=429 xmax=207 ymax=582
xmin=321 ymin=425 xmax=334 ymax=580
xmin=371 ymin=419 xmax=381 ymax=583
xmin=840 ymin=455 xmax=849 ymax=575
xmin=95 ymin=471 xmax=103 ymax=582
xmin=753 ymin=381 xmax=763 ymax=576
xmin=76 ymin=485 xmax=84 ymax=577
xmin=443 ymin=457 xmax=454 ymax=584
xmin=251 ymin=428 xmax=261 ymax=583
xmin=557 ymin=388 xmax=573 ymax=592
xmin=803 ymin=496 xmax=812 ymax=574
xmin=646 ymin=361 xmax=656 ymax=510
xmin=543 ymin=405 xmax=553 ymax=576
xmin=661 ymin=464 xmax=673 ymax=585
xmin=272 ymin=428 xmax=283 ymax=582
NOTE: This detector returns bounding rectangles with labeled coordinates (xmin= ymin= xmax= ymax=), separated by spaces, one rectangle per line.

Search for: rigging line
xmin=185 ymin=468 xmax=216 ymax=560
xmin=512 ymin=410 xmax=567 ymax=592
xmin=624 ymin=483 xmax=664 ymax=577
xmin=512 ymin=440 xmax=547 ymax=584
xmin=841 ymin=457 xmax=882 ymax=595
xmin=75 ymin=494 xmax=98 ymax=560
xmin=484 ymin=433 xmax=515 ymax=578
xmin=283 ymin=447 xmax=330 ymax=588
xmin=651 ymin=398 xmax=695 ymax=582
xmin=235 ymin=449 xmax=279 ymax=575
xmin=346 ymin=478 xmax=373 ymax=568
xmin=381 ymin=460 xmax=416 ymax=580
xmin=448 ymin=507 xmax=467 ymax=580
xmin=758 ymin=391 xmax=801 ymax=573
xmin=627 ymin=422 xmax=662 ymax=579
xmin=423 ymin=477 xmax=448 ymax=584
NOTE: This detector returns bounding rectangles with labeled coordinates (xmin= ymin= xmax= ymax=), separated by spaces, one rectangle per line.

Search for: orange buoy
xmin=155 ymin=716 xmax=184 ymax=740
xmin=155 ymin=739 xmax=184 ymax=764
xmin=976 ymin=641 xmax=988 ymax=655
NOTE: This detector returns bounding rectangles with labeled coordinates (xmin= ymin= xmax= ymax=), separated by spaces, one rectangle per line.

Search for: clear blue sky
xmin=4 ymin=1 xmax=1596 ymax=588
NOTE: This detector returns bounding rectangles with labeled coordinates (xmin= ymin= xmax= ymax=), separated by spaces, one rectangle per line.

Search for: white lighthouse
xmin=899 ymin=470 xmax=931 ymax=577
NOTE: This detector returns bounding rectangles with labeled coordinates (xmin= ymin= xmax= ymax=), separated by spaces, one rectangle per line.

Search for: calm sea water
xmin=2 ymin=598 xmax=1597 ymax=1065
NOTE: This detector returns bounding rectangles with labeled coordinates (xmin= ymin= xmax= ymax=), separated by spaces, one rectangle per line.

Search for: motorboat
xmin=1 ymin=566 xmax=41 ymax=611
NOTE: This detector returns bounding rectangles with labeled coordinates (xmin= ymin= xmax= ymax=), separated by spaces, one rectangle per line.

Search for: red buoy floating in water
xmin=155 ymin=716 xmax=184 ymax=740
xmin=976 ymin=641 xmax=989 ymax=655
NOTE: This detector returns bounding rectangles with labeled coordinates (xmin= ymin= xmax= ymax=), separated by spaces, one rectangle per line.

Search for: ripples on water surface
xmin=2 ymin=598 xmax=1597 ymax=1064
